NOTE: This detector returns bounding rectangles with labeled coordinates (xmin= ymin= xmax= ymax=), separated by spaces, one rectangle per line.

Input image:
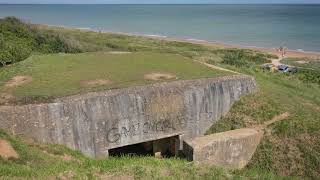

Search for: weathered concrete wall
xmin=0 ymin=75 xmax=257 ymax=157
xmin=183 ymin=128 xmax=263 ymax=169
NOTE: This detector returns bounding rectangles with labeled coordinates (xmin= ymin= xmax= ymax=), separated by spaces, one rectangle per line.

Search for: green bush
xmin=216 ymin=49 xmax=271 ymax=67
xmin=0 ymin=17 xmax=82 ymax=66
xmin=297 ymin=69 xmax=320 ymax=85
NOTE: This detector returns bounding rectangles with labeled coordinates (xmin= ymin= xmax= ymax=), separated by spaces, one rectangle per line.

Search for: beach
xmin=145 ymin=35 xmax=320 ymax=59
xmin=66 ymin=24 xmax=320 ymax=60
xmin=42 ymin=22 xmax=320 ymax=60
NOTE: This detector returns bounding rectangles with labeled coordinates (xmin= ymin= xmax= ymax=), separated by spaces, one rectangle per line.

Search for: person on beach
xmin=279 ymin=46 xmax=287 ymax=58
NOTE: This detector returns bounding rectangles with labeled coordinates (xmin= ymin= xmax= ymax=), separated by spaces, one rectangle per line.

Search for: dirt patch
xmin=251 ymin=112 xmax=290 ymax=131
xmin=0 ymin=93 xmax=15 ymax=105
xmin=264 ymin=112 xmax=290 ymax=127
xmin=0 ymin=139 xmax=19 ymax=160
xmin=303 ymin=102 xmax=320 ymax=112
xmin=109 ymin=51 xmax=132 ymax=54
xmin=198 ymin=61 xmax=240 ymax=74
xmin=80 ymin=79 xmax=112 ymax=87
xmin=99 ymin=174 xmax=133 ymax=180
xmin=4 ymin=76 xmax=32 ymax=88
xmin=295 ymin=60 xmax=308 ymax=64
xmin=42 ymin=150 xmax=74 ymax=161
xmin=144 ymin=73 xmax=176 ymax=81
xmin=57 ymin=171 xmax=76 ymax=180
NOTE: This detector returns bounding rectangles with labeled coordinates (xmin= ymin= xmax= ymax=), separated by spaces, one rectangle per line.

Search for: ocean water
xmin=0 ymin=4 xmax=320 ymax=52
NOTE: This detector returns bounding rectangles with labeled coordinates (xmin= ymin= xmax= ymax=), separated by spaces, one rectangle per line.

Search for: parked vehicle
xmin=277 ymin=64 xmax=289 ymax=72
xmin=277 ymin=64 xmax=298 ymax=73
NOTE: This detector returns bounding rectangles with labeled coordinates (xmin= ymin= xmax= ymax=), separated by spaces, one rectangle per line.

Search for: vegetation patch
xmin=0 ymin=52 xmax=229 ymax=105
xmin=207 ymin=64 xmax=320 ymax=179
xmin=281 ymin=58 xmax=320 ymax=85
xmin=212 ymin=49 xmax=274 ymax=67
xmin=0 ymin=17 xmax=82 ymax=67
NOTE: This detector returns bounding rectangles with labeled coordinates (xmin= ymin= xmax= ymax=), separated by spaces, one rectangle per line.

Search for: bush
xmin=0 ymin=17 xmax=82 ymax=66
xmin=216 ymin=49 xmax=271 ymax=67
xmin=297 ymin=69 xmax=320 ymax=85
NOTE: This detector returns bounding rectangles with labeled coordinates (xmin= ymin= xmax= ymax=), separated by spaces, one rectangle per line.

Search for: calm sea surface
xmin=1 ymin=4 xmax=320 ymax=52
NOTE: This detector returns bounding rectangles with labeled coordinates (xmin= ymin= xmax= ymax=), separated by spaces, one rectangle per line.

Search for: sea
xmin=0 ymin=4 xmax=320 ymax=52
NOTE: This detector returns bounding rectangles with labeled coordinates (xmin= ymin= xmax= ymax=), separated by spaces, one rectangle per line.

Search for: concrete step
xmin=183 ymin=128 xmax=263 ymax=169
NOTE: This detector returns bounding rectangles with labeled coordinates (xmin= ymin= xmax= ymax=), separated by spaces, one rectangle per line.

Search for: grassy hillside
xmin=207 ymin=65 xmax=320 ymax=179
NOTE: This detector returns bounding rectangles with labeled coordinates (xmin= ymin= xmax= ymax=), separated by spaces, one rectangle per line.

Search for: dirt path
xmin=252 ymin=112 xmax=290 ymax=131
xmin=196 ymin=61 xmax=241 ymax=74
xmin=271 ymin=57 xmax=284 ymax=67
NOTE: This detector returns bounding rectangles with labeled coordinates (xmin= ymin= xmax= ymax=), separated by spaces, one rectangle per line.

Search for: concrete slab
xmin=183 ymin=128 xmax=263 ymax=169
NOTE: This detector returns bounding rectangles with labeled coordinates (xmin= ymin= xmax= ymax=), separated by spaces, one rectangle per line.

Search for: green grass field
xmin=0 ymin=52 xmax=229 ymax=104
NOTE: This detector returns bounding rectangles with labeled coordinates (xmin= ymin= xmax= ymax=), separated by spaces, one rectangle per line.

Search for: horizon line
xmin=1 ymin=3 xmax=320 ymax=5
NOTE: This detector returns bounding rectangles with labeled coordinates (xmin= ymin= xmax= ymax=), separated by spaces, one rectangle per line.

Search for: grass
xmin=280 ymin=57 xmax=320 ymax=85
xmin=206 ymin=66 xmax=320 ymax=179
xmin=0 ymin=129 xmax=293 ymax=180
xmin=0 ymin=51 xmax=229 ymax=104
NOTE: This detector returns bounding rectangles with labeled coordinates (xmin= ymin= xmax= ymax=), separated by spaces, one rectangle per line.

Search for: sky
xmin=0 ymin=0 xmax=319 ymax=4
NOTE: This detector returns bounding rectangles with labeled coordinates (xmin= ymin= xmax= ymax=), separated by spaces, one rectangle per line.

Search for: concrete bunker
xmin=0 ymin=75 xmax=258 ymax=164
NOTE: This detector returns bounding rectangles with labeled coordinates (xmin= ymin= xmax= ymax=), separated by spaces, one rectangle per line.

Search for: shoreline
xmin=47 ymin=24 xmax=320 ymax=59
xmin=143 ymin=34 xmax=320 ymax=59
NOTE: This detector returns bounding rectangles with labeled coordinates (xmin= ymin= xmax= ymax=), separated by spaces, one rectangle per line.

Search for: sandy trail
xmin=271 ymin=57 xmax=284 ymax=67
xmin=196 ymin=61 xmax=241 ymax=74
xmin=251 ymin=112 xmax=290 ymax=131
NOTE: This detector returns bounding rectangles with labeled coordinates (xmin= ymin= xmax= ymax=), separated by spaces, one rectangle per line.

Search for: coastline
xmin=144 ymin=35 xmax=320 ymax=59
xmin=46 ymin=24 xmax=320 ymax=59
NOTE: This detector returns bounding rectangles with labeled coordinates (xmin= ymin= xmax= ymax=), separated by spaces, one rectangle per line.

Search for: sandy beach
xmin=145 ymin=35 xmax=320 ymax=59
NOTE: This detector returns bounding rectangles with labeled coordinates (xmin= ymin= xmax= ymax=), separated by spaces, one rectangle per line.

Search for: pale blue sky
xmin=1 ymin=0 xmax=319 ymax=4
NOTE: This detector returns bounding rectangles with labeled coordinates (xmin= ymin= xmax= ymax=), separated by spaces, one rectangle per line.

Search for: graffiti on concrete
xmin=106 ymin=117 xmax=186 ymax=143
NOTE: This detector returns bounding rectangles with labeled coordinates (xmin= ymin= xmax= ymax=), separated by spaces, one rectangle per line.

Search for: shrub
xmin=0 ymin=17 xmax=82 ymax=66
xmin=297 ymin=69 xmax=320 ymax=85
xmin=217 ymin=49 xmax=271 ymax=67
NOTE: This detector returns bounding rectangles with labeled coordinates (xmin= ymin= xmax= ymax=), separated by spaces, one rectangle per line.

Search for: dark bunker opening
xmin=108 ymin=136 xmax=180 ymax=158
